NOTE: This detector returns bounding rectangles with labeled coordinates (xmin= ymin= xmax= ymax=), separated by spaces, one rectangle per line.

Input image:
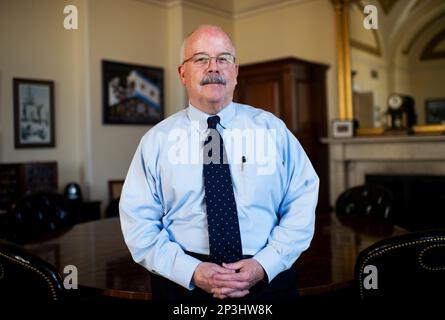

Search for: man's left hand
xmin=211 ymin=259 xmax=265 ymax=299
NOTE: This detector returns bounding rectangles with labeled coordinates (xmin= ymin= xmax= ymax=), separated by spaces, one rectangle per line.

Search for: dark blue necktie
xmin=203 ymin=115 xmax=243 ymax=265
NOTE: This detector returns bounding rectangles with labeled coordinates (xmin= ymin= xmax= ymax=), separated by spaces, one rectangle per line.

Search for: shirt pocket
xmin=234 ymin=158 xmax=280 ymax=208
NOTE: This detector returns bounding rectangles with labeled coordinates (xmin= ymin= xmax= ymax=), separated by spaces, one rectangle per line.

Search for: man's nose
xmin=206 ymin=57 xmax=220 ymax=72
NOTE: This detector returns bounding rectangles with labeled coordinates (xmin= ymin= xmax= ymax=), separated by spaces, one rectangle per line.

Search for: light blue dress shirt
xmin=119 ymin=102 xmax=319 ymax=290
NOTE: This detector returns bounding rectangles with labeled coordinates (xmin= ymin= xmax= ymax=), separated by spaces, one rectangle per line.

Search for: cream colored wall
xmin=183 ymin=7 xmax=234 ymax=39
xmin=166 ymin=5 xmax=187 ymax=116
xmin=410 ymin=20 xmax=445 ymax=124
xmin=0 ymin=0 xmax=171 ymax=207
xmin=0 ymin=0 xmax=83 ymax=191
xmin=86 ymin=0 xmax=168 ymax=203
xmin=410 ymin=64 xmax=445 ymax=123
xmin=233 ymin=0 xmax=337 ymax=123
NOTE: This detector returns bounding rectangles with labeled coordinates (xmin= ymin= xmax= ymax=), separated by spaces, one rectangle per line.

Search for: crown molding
xmin=234 ymin=0 xmax=310 ymax=19
xmin=139 ymin=0 xmax=311 ymax=19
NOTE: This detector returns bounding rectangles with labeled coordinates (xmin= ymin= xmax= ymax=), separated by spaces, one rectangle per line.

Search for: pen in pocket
xmin=241 ymin=156 xmax=246 ymax=171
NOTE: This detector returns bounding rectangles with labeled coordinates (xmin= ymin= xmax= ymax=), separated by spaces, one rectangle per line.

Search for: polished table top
xmin=25 ymin=213 xmax=407 ymax=299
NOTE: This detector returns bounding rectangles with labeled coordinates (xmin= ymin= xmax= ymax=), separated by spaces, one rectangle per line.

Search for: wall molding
xmin=402 ymin=11 xmax=445 ymax=55
xmin=139 ymin=0 xmax=311 ymax=19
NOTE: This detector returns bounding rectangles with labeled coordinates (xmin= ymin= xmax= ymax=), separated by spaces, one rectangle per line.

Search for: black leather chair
xmin=354 ymin=229 xmax=445 ymax=303
xmin=0 ymin=239 xmax=65 ymax=302
xmin=335 ymin=184 xmax=395 ymax=236
xmin=336 ymin=184 xmax=394 ymax=220
xmin=7 ymin=192 xmax=74 ymax=244
xmin=105 ymin=197 xmax=120 ymax=218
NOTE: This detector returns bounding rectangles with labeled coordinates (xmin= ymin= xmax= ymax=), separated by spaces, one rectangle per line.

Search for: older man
xmin=120 ymin=25 xmax=319 ymax=300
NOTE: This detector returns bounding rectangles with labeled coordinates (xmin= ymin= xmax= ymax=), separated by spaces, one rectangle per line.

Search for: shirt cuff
xmin=253 ymin=246 xmax=285 ymax=283
xmin=169 ymin=253 xmax=202 ymax=290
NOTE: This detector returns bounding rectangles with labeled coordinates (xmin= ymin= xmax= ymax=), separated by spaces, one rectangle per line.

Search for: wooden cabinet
xmin=0 ymin=162 xmax=58 ymax=211
xmin=234 ymin=57 xmax=330 ymax=212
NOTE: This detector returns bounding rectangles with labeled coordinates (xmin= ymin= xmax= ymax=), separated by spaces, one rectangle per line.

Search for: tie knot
xmin=207 ymin=116 xmax=220 ymax=129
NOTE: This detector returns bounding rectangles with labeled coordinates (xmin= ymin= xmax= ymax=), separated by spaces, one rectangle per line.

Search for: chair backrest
xmin=105 ymin=197 xmax=120 ymax=218
xmin=0 ymin=240 xmax=65 ymax=302
xmin=336 ymin=184 xmax=393 ymax=220
xmin=8 ymin=192 xmax=74 ymax=244
xmin=354 ymin=229 xmax=445 ymax=302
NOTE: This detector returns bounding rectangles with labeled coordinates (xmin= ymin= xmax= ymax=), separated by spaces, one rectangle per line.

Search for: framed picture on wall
xmin=13 ymin=78 xmax=55 ymax=148
xmin=102 ymin=60 xmax=164 ymax=125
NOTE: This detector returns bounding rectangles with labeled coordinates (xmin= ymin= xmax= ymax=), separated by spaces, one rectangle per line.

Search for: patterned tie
xmin=203 ymin=115 xmax=243 ymax=265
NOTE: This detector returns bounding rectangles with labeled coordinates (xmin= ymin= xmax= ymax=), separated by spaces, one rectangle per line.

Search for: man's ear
xmin=178 ymin=65 xmax=186 ymax=85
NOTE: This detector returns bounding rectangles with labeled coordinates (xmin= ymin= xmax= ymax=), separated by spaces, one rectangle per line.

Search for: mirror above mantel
xmin=334 ymin=0 xmax=445 ymax=135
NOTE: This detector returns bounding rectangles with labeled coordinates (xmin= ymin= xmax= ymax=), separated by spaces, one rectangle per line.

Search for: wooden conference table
xmin=25 ymin=213 xmax=407 ymax=300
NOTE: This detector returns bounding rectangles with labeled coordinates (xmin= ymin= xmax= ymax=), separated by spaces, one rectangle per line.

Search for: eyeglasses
xmin=182 ymin=53 xmax=236 ymax=67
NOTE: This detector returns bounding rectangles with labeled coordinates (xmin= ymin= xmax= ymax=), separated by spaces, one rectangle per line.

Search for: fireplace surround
xmin=322 ymin=135 xmax=445 ymax=230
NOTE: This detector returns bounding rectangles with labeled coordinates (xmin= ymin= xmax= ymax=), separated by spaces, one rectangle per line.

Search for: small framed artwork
xmin=332 ymin=119 xmax=354 ymax=138
xmin=102 ymin=60 xmax=164 ymax=125
xmin=425 ymin=98 xmax=445 ymax=124
xmin=13 ymin=78 xmax=55 ymax=148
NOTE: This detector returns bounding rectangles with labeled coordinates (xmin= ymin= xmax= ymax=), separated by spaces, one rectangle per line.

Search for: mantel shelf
xmin=321 ymin=134 xmax=445 ymax=144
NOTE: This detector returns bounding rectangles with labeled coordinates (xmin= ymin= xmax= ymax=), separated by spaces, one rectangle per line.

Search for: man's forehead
xmin=186 ymin=30 xmax=234 ymax=53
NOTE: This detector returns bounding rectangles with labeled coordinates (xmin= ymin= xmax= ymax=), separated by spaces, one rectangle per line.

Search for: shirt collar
xmin=187 ymin=102 xmax=236 ymax=133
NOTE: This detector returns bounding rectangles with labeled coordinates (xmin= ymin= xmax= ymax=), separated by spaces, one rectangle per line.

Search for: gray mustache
xmin=200 ymin=74 xmax=226 ymax=85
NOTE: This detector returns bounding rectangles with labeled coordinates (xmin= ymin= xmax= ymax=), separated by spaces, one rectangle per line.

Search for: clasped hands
xmin=192 ymin=259 xmax=265 ymax=299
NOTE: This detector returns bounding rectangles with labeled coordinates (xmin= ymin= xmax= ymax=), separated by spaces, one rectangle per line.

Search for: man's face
xmin=178 ymin=28 xmax=238 ymax=111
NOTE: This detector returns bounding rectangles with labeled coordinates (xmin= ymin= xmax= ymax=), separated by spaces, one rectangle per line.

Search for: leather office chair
xmin=105 ymin=197 xmax=120 ymax=218
xmin=8 ymin=192 xmax=74 ymax=245
xmin=335 ymin=184 xmax=395 ymax=235
xmin=0 ymin=239 xmax=65 ymax=302
xmin=336 ymin=184 xmax=393 ymax=220
xmin=354 ymin=229 xmax=445 ymax=303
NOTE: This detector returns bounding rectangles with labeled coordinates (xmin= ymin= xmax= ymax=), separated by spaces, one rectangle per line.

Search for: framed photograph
xmin=102 ymin=60 xmax=164 ymax=125
xmin=13 ymin=78 xmax=55 ymax=148
xmin=332 ymin=119 xmax=354 ymax=138
xmin=425 ymin=98 xmax=445 ymax=124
